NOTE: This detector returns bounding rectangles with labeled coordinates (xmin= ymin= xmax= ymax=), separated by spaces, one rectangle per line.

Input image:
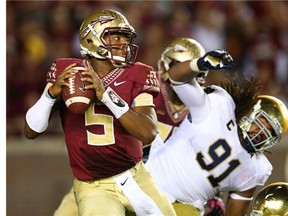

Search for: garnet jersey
xmin=47 ymin=58 xmax=159 ymax=180
xmin=146 ymin=79 xmax=272 ymax=214
xmin=154 ymin=79 xmax=188 ymax=141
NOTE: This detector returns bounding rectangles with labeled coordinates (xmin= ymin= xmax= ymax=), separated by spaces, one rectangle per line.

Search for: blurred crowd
xmin=6 ymin=1 xmax=288 ymax=137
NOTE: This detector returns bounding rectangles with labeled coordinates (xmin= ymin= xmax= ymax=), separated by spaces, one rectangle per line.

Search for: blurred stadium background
xmin=6 ymin=1 xmax=288 ymax=216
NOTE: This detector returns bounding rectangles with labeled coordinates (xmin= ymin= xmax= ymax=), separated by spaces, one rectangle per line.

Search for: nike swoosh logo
xmin=120 ymin=177 xmax=129 ymax=186
xmin=114 ymin=81 xmax=126 ymax=86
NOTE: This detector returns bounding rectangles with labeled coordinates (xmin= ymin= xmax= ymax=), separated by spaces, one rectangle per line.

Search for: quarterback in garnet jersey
xmin=47 ymin=58 xmax=159 ymax=180
xmin=24 ymin=9 xmax=176 ymax=216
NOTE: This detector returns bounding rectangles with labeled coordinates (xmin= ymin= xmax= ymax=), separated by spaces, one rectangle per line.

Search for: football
xmin=61 ymin=66 xmax=94 ymax=114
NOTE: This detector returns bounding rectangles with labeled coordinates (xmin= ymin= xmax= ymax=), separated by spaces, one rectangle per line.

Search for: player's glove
xmin=190 ymin=49 xmax=234 ymax=72
xmin=204 ymin=197 xmax=226 ymax=216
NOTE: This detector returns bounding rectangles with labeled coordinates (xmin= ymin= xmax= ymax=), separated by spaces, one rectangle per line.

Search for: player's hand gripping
xmin=81 ymin=69 xmax=105 ymax=101
xmin=49 ymin=63 xmax=78 ymax=97
xmin=191 ymin=49 xmax=234 ymax=72
xmin=204 ymin=196 xmax=226 ymax=216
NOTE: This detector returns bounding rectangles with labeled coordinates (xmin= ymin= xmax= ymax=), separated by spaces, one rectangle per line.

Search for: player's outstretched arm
xmin=169 ymin=49 xmax=234 ymax=83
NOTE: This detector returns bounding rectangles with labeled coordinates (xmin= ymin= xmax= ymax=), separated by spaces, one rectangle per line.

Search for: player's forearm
xmin=100 ymin=87 xmax=158 ymax=144
xmin=119 ymin=107 xmax=158 ymax=145
xmin=169 ymin=61 xmax=197 ymax=83
xmin=225 ymin=196 xmax=251 ymax=216
xmin=225 ymin=202 xmax=250 ymax=216
xmin=24 ymin=84 xmax=56 ymax=139
xmin=24 ymin=120 xmax=40 ymax=139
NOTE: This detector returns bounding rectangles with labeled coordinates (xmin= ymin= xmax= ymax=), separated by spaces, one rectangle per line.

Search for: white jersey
xmin=146 ymin=79 xmax=272 ymax=214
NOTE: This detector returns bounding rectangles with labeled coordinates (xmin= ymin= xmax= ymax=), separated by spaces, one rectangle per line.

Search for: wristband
xmin=46 ymin=86 xmax=57 ymax=99
xmin=101 ymin=87 xmax=129 ymax=119
xmin=229 ymin=193 xmax=253 ymax=201
xmin=26 ymin=89 xmax=56 ymax=133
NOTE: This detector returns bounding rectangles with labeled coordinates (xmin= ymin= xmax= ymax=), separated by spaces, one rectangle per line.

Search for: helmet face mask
xmin=158 ymin=56 xmax=178 ymax=82
xmin=157 ymin=37 xmax=207 ymax=82
xmin=239 ymin=95 xmax=288 ymax=153
xmin=79 ymin=9 xmax=138 ymax=67
xmin=240 ymin=110 xmax=280 ymax=153
xmin=101 ymin=29 xmax=138 ymax=66
xmin=250 ymin=182 xmax=288 ymax=216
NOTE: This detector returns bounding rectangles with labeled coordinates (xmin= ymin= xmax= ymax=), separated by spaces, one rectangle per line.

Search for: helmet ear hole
xmin=98 ymin=46 xmax=108 ymax=56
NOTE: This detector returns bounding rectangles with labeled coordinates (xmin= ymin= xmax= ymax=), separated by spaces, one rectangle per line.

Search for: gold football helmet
xmin=158 ymin=37 xmax=207 ymax=82
xmin=79 ymin=9 xmax=138 ymax=67
xmin=250 ymin=182 xmax=288 ymax=216
xmin=239 ymin=95 xmax=288 ymax=153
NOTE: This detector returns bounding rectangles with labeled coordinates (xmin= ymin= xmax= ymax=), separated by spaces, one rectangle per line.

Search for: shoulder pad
xmin=126 ymin=62 xmax=160 ymax=97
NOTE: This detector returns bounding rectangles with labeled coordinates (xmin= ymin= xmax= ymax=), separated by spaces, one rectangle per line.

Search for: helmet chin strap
xmin=111 ymin=60 xmax=126 ymax=67
xmin=106 ymin=51 xmax=127 ymax=67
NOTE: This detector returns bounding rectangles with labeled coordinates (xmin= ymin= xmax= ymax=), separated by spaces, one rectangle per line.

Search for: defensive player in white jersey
xmin=146 ymin=46 xmax=288 ymax=216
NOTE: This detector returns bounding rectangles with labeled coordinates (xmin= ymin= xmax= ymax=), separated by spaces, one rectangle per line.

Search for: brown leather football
xmin=61 ymin=66 xmax=94 ymax=114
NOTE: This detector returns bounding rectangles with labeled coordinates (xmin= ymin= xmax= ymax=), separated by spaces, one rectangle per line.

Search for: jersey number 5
xmin=85 ymin=104 xmax=115 ymax=146
xmin=196 ymin=139 xmax=240 ymax=187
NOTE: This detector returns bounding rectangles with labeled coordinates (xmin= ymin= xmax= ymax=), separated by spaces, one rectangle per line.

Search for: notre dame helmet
xmin=79 ymin=9 xmax=138 ymax=67
xmin=239 ymin=95 xmax=288 ymax=153
xmin=158 ymin=37 xmax=207 ymax=82
xmin=250 ymin=182 xmax=288 ymax=216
